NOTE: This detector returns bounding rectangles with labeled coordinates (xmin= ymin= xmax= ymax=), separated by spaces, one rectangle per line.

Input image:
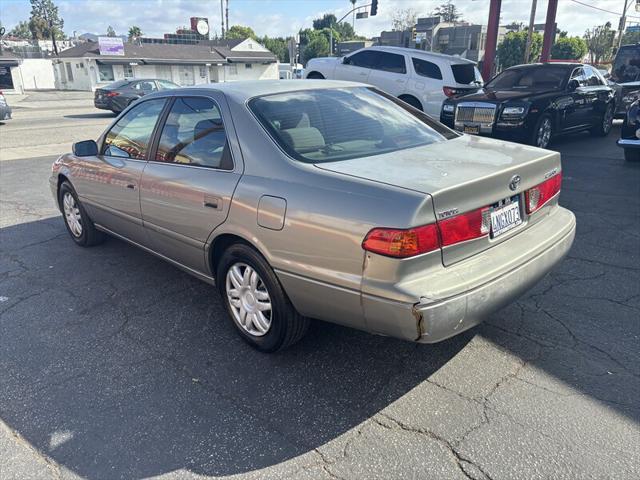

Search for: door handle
xmin=204 ymin=200 xmax=218 ymax=209
xmin=203 ymin=195 xmax=222 ymax=210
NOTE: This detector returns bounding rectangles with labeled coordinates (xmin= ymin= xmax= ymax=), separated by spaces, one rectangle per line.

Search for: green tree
xmin=497 ymin=30 xmax=543 ymax=69
xmin=313 ymin=14 xmax=337 ymax=30
xmin=302 ymin=35 xmax=329 ymax=64
xmin=28 ymin=0 xmax=64 ymax=45
xmin=433 ymin=1 xmax=462 ymax=23
xmin=392 ymin=8 xmax=417 ymax=31
xmin=584 ymin=22 xmax=615 ymax=64
xmin=9 ymin=20 xmax=32 ymax=39
xmin=106 ymin=25 xmax=116 ymax=37
xmin=226 ymin=25 xmax=257 ymax=40
xmin=261 ymin=35 xmax=289 ymax=63
xmin=551 ymin=36 xmax=588 ymax=60
xmin=128 ymin=25 xmax=142 ymax=41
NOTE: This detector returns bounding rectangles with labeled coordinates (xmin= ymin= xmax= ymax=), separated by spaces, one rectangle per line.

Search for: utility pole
xmin=220 ymin=0 xmax=225 ymax=38
xmin=225 ymin=0 xmax=229 ymax=38
xmin=524 ymin=0 xmax=537 ymax=63
xmin=618 ymin=0 xmax=630 ymax=50
xmin=540 ymin=0 xmax=558 ymax=62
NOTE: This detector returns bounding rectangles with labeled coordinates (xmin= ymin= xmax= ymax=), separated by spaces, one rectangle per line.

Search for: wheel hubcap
xmin=225 ymin=263 xmax=272 ymax=337
xmin=603 ymin=106 xmax=613 ymax=133
xmin=63 ymin=192 xmax=82 ymax=237
xmin=537 ymin=119 xmax=552 ymax=148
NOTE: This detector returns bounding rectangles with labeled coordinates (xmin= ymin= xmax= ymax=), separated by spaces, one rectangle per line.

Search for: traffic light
xmin=371 ymin=0 xmax=378 ymax=16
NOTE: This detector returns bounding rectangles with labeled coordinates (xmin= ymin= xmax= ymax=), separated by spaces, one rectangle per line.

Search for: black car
xmin=94 ymin=78 xmax=179 ymax=113
xmin=440 ymin=63 xmax=615 ymax=149
xmin=609 ymin=44 xmax=640 ymax=118
xmin=617 ymin=98 xmax=640 ymax=161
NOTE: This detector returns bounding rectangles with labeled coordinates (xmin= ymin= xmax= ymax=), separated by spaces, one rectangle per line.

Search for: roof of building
xmin=56 ymin=40 xmax=276 ymax=64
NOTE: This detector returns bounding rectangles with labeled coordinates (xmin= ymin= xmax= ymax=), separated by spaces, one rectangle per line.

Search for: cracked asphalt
xmin=1 ymin=92 xmax=639 ymax=479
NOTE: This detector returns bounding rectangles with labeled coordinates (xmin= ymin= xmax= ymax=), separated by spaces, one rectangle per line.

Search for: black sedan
xmin=94 ymin=78 xmax=179 ymax=113
xmin=440 ymin=63 xmax=615 ymax=149
xmin=617 ymin=98 xmax=640 ymax=162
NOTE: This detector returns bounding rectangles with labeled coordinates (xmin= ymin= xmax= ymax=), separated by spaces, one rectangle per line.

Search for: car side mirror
xmin=342 ymin=57 xmax=349 ymax=65
xmin=72 ymin=140 xmax=98 ymax=157
xmin=567 ymin=79 xmax=579 ymax=92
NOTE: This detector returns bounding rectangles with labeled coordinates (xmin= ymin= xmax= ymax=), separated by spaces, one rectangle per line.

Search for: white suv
xmin=305 ymin=46 xmax=483 ymax=117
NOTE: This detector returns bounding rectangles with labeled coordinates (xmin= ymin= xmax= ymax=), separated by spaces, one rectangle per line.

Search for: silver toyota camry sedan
xmin=50 ymin=80 xmax=576 ymax=352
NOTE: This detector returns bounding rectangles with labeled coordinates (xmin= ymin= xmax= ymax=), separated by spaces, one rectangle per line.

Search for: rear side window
xmin=102 ymin=98 xmax=165 ymax=159
xmin=155 ymin=97 xmax=233 ymax=169
xmin=376 ymin=52 xmax=406 ymax=74
xmin=412 ymin=58 xmax=442 ymax=80
xmin=451 ymin=64 xmax=481 ymax=85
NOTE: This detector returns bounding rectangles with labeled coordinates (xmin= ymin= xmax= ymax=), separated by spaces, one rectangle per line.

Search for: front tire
xmin=306 ymin=71 xmax=325 ymax=79
xmin=530 ymin=114 xmax=553 ymax=149
xmin=591 ymin=102 xmax=614 ymax=137
xmin=217 ymin=243 xmax=309 ymax=352
xmin=58 ymin=181 xmax=104 ymax=247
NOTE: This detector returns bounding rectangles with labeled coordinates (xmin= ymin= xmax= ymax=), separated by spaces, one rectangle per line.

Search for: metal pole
xmin=482 ymin=0 xmax=501 ymax=80
xmin=617 ymin=0 xmax=630 ymax=50
xmin=220 ymin=0 xmax=225 ymax=38
xmin=225 ymin=0 xmax=229 ymax=37
xmin=540 ymin=0 xmax=558 ymax=62
xmin=524 ymin=0 xmax=537 ymax=63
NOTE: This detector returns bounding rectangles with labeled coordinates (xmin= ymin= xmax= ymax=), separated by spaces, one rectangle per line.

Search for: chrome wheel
xmin=603 ymin=105 xmax=613 ymax=134
xmin=225 ymin=263 xmax=272 ymax=337
xmin=536 ymin=118 xmax=552 ymax=148
xmin=63 ymin=192 xmax=82 ymax=237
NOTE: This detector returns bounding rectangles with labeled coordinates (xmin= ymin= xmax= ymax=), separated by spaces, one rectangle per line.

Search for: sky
xmin=0 ymin=0 xmax=636 ymax=40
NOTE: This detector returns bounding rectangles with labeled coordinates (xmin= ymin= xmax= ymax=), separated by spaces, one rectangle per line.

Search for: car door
xmin=582 ymin=65 xmax=609 ymax=123
xmin=564 ymin=67 xmax=591 ymax=129
xmin=75 ymin=97 xmax=166 ymax=244
xmin=140 ymin=93 xmax=243 ymax=273
xmin=366 ymin=51 xmax=408 ymax=96
xmin=333 ymin=50 xmax=375 ymax=83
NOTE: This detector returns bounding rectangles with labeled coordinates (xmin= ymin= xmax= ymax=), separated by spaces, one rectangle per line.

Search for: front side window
xmin=134 ymin=80 xmax=157 ymax=92
xmin=98 ymin=64 xmax=114 ymax=82
xmin=102 ymin=98 xmax=165 ymax=159
xmin=584 ymin=66 xmax=603 ymax=86
xmin=249 ymin=87 xmax=452 ymax=163
xmin=412 ymin=58 xmax=442 ymax=80
xmin=570 ymin=68 xmax=587 ymax=87
xmin=155 ymin=97 xmax=233 ymax=169
xmin=346 ymin=50 xmax=377 ymax=69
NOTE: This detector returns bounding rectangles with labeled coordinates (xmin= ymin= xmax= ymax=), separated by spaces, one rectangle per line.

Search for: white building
xmin=53 ymin=38 xmax=278 ymax=91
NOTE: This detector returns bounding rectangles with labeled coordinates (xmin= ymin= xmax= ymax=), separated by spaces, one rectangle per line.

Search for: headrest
xmin=280 ymin=127 xmax=325 ymax=153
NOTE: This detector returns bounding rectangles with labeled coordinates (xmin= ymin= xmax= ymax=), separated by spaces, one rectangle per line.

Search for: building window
xmin=123 ymin=64 xmax=134 ymax=79
xmin=245 ymin=63 xmax=252 ymax=69
xmin=65 ymin=62 xmax=74 ymax=82
xmin=98 ymin=64 xmax=115 ymax=82
xmin=199 ymin=65 xmax=207 ymax=77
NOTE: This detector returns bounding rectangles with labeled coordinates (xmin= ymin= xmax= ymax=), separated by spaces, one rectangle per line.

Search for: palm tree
xmin=128 ymin=25 xmax=142 ymax=42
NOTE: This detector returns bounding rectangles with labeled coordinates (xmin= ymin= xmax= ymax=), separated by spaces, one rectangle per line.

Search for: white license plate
xmin=491 ymin=201 xmax=522 ymax=237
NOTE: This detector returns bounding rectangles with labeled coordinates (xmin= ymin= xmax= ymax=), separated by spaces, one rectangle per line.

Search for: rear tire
xmin=306 ymin=72 xmax=325 ymax=79
xmin=590 ymin=102 xmax=614 ymax=137
xmin=58 ymin=181 xmax=105 ymax=247
xmin=624 ymin=148 xmax=640 ymax=162
xmin=398 ymin=95 xmax=423 ymax=111
xmin=217 ymin=243 xmax=309 ymax=352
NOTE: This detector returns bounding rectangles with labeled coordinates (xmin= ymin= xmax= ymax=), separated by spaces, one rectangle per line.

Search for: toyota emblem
xmin=509 ymin=175 xmax=521 ymax=191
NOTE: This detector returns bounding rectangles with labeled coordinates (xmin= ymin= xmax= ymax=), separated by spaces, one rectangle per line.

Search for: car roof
xmin=366 ymin=46 xmax=476 ymax=65
xmin=506 ymin=62 xmax=582 ymax=70
xmin=174 ymin=79 xmax=367 ymax=103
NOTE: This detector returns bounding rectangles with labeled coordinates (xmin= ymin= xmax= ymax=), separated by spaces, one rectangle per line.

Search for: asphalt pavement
xmin=0 ymin=92 xmax=639 ymax=480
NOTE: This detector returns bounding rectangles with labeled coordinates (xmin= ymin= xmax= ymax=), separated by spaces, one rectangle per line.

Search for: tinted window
xmin=412 ymin=58 xmax=442 ymax=79
xmin=103 ymin=98 xmax=165 ymax=159
xmin=134 ymin=80 xmax=157 ymax=92
xmin=612 ymin=45 xmax=640 ymax=82
xmin=346 ymin=50 xmax=377 ymax=68
xmin=156 ymin=97 xmax=232 ymax=169
xmin=249 ymin=87 xmax=449 ymax=163
xmin=451 ymin=64 xmax=482 ymax=85
xmin=584 ymin=66 xmax=603 ymax=86
xmin=375 ymin=52 xmax=406 ymax=74
xmin=486 ymin=66 xmax=568 ymax=90
xmin=570 ymin=68 xmax=587 ymax=86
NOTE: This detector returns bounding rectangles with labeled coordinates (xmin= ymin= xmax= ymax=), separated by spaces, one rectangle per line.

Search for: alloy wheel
xmin=63 ymin=192 xmax=83 ymax=237
xmin=225 ymin=262 xmax=272 ymax=337
xmin=537 ymin=118 xmax=552 ymax=148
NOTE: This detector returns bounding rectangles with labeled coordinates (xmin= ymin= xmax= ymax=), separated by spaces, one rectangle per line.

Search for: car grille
xmin=456 ymin=103 xmax=496 ymax=124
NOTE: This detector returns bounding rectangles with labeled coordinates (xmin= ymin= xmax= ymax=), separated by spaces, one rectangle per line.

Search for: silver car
xmin=50 ymin=80 xmax=576 ymax=352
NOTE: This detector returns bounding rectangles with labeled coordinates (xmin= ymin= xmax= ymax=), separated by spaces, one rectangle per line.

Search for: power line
xmin=569 ymin=0 xmax=640 ymax=19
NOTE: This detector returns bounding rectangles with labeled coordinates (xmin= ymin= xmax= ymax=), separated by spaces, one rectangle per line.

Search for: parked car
xmin=94 ymin=78 xmax=179 ymax=113
xmin=440 ymin=62 xmax=615 ymax=149
xmin=52 ymin=80 xmax=575 ymax=352
xmin=0 ymin=91 xmax=12 ymax=122
xmin=617 ymin=98 xmax=640 ymax=161
xmin=609 ymin=44 xmax=640 ymax=118
xmin=304 ymin=46 xmax=483 ymax=117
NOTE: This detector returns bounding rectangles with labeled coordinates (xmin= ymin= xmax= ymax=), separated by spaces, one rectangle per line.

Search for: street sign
xmin=356 ymin=12 xmax=368 ymax=19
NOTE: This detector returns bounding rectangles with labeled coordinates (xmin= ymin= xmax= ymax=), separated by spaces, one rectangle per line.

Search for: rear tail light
xmin=105 ymin=91 xmax=120 ymax=97
xmin=525 ymin=172 xmax=562 ymax=214
xmin=443 ymin=86 xmax=456 ymax=98
xmin=362 ymin=224 xmax=440 ymax=258
xmin=438 ymin=207 xmax=491 ymax=246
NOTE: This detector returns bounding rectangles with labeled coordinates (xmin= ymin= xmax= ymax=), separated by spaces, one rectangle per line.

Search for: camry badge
xmin=509 ymin=175 xmax=521 ymax=191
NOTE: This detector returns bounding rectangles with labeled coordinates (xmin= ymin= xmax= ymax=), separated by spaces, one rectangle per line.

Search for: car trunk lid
xmin=316 ymin=134 xmax=561 ymax=265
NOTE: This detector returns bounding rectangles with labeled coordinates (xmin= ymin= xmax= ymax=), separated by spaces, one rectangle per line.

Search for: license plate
xmin=491 ymin=201 xmax=522 ymax=238
xmin=463 ymin=125 xmax=480 ymax=134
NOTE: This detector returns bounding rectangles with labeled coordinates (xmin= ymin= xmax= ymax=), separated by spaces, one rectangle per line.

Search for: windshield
xmin=451 ymin=64 xmax=483 ymax=85
xmin=612 ymin=46 xmax=640 ymax=83
xmin=249 ymin=87 xmax=452 ymax=163
xmin=485 ymin=66 xmax=567 ymax=90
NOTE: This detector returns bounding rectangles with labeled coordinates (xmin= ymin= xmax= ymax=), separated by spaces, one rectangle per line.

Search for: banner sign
xmin=98 ymin=37 xmax=124 ymax=56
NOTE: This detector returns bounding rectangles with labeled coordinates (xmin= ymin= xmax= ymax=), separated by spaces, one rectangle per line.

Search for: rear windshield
xmin=612 ymin=46 xmax=640 ymax=83
xmin=485 ymin=66 xmax=567 ymax=90
xmin=103 ymin=80 xmax=132 ymax=90
xmin=248 ymin=87 xmax=452 ymax=163
xmin=451 ymin=64 xmax=483 ymax=85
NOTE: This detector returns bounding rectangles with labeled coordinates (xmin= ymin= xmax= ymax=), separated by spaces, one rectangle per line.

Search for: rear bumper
xmin=362 ymin=206 xmax=576 ymax=343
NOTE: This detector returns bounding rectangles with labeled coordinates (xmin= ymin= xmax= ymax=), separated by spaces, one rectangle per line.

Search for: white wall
xmin=19 ymin=59 xmax=56 ymax=90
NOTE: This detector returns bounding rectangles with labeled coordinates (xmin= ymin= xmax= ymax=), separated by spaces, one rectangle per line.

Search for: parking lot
xmin=1 ymin=91 xmax=639 ymax=479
